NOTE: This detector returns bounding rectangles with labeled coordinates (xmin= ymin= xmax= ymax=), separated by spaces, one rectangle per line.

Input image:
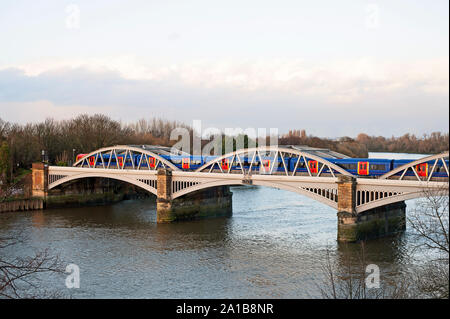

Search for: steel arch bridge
xmin=47 ymin=146 xmax=449 ymax=213
xmin=73 ymin=145 xmax=180 ymax=171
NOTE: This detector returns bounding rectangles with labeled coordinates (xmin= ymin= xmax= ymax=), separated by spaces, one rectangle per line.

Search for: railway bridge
xmin=31 ymin=146 xmax=449 ymax=242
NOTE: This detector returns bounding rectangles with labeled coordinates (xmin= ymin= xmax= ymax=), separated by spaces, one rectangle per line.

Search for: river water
xmin=0 ymin=153 xmax=433 ymax=298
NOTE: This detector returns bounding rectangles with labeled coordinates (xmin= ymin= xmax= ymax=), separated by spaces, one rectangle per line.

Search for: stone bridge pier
xmin=336 ymin=176 xmax=406 ymax=242
xmin=32 ymin=163 xmax=48 ymax=198
xmin=156 ymin=169 xmax=233 ymax=223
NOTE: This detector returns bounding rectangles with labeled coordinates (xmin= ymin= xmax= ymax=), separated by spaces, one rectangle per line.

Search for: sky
xmin=0 ymin=0 xmax=448 ymax=137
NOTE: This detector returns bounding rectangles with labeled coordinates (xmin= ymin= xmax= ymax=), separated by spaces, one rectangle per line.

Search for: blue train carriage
xmin=133 ymin=154 xmax=165 ymax=169
xmin=113 ymin=153 xmax=137 ymax=168
xmin=329 ymin=158 xmax=392 ymax=177
xmin=240 ymin=156 xmax=262 ymax=173
xmin=83 ymin=152 xmax=140 ymax=169
xmin=166 ymin=155 xmax=205 ymax=170
xmin=200 ymin=155 xmax=241 ymax=172
xmin=198 ymin=154 xmax=284 ymax=173
xmin=288 ymin=157 xmax=332 ymax=175
xmin=391 ymin=159 xmax=449 ymax=180
xmin=241 ymin=154 xmax=284 ymax=174
xmin=77 ymin=153 xmax=120 ymax=168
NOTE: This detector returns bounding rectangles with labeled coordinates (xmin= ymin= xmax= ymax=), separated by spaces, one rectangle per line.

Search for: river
xmin=0 ymin=153 xmax=433 ymax=298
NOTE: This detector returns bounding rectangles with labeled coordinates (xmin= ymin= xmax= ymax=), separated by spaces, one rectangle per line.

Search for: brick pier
xmin=337 ymin=175 xmax=406 ymax=242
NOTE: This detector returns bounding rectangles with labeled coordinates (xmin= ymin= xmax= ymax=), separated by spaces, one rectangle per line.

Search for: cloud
xmin=0 ymin=57 xmax=448 ymax=136
xmin=5 ymin=56 xmax=449 ymax=101
xmin=0 ymin=100 xmax=114 ymax=123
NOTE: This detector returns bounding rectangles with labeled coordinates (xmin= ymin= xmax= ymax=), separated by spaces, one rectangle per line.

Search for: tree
xmin=0 ymin=118 xmax=10 ymax=141
xmin=408 ymin=187 xmax=449 ymax=299
xmin=318 ymin=187 xmax=449 ymax=299
xmin=317 ymin=243 xmax=388 ymax=299
xmin=0 ymin=234 xmax=64 ymax=298
xmin=0 ymin=141 xmax=10 ymax=186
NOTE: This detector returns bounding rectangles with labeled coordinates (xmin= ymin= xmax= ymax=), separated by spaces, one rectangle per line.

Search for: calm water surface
xmin=0 ymin=153 xmax=430 ymax=298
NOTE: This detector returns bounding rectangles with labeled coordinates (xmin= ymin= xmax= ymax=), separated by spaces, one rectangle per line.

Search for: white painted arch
xmin=48 ymin=172 xmax=157 ymax=196
xmin=380 ymin=151 xmax=449 ymax=180
xmin=196 ymin=146 xmax=354 ymax=177
xmin=73 ymin=145 xmax=180 ymax=171
xmin=171 ymin=177 xmax=338 ymax=210
xmin=356 ymin=189 xmax=446 ymax=213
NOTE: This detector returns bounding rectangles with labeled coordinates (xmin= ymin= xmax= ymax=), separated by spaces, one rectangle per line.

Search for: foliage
xmin=280 ymin=130 xmax=449 ymax=158
xmin=318 ymin=187 xmax=449 ymax=299
xmin=408 ymin=187 xmax=449 ymax=298
xmin=0 ymin=141 xmax=10 ymax=185
xmin=0 ymin=114 xmax=191 ymax=175
xmin=0 ymin=115 xmax=448 ymax=175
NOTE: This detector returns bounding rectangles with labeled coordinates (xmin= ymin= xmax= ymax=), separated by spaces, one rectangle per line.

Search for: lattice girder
xmin=195 ymin=147 xmax=354 ymax=177
xmin=73 ymin=145 xmax=180 ymax=171
xmin=380 ymin=152 xmax=449 ymax=181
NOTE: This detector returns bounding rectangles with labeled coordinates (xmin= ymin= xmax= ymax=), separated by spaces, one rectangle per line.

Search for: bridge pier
xmin=337 ymin=176 xmax=406 ymax=242
xmin=32 ymin=163 xmax=48 ymax=198
xmin=156 ymin=169 xmax=233 ymax=223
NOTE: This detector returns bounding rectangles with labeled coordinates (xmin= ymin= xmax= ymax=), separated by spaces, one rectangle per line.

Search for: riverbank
xmin=1 ymin=175 xmax=153 ymax=213
xmin=0 ymin=197 xmax=44 ymax=213
xmin=0 ymin=191 xmax=152 ymax=213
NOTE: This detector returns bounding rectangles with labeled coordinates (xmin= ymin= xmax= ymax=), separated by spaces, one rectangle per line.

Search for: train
xmin=75 ymin=153 xmax=449 ymax=179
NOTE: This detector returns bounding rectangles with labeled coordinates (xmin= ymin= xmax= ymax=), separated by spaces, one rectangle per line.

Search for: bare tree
xmin=318 ymin=185 xmax=449 ymax=299
xmin=317 ymin=242 xmax=418 ymax=299
xmin=317 ymin=243 xmax=385 ymax=299
xmin=0 ymin=234 xmax=64 ymax=299
xmin=409 ymin=187 xmax=449 ymax=257
xmin=408 ymin=186 xmax=449 ymax=299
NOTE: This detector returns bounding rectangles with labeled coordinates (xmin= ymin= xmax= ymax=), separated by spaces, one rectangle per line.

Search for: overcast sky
xmin=0 ymin=0 xmax=448 ymax=137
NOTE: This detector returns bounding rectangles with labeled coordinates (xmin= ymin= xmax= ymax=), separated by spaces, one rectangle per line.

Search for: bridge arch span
xmin=171 ymin=176 xmax=338 ymax=210
xmin=251 ymin=180 xmax=338 ymax=209
xmin=356 ymin=190 xmax=428 ymax=213
xmin=356 ymin=183 xmax=448 ymax=214
xmin=196 ymin=146 xmax=354 ymax=177
xmin=73 ymin=145 xmax=180 ymax=171
xmin=48 ymin=171 xmax=157 ymax=196
xmin=380 ymin=151 xmax=449 ymax=181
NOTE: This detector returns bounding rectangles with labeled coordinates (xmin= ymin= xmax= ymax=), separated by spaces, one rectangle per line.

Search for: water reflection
xmin=0 ymin=186 xmax=421 ymax=298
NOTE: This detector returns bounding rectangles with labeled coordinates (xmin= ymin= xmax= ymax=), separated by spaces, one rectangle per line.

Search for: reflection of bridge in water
xmin=32 ymin=145 xmax=449 ymax=242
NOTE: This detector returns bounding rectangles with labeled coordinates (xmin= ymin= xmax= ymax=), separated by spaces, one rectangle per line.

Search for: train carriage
xmin=289 ymin=157 xmax=329 ymax=175
xmin=254 ymin=155 xmax=285 ymax=174
xmin=133 ymin=154 xmax=158 ymax=169
xmin=392 ymin=159 xmax=449 ymax=179
xmin=331 ymin=158 xmax=392 ymax=176
xmin=164 ymin=155 xmax=205 ymax=170
xmin=74 ymin=150 xmax=447 ymax=179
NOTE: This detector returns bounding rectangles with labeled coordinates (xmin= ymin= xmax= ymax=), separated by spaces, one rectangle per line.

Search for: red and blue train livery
xmin=76 ymin=153 xmax=448 ymax=179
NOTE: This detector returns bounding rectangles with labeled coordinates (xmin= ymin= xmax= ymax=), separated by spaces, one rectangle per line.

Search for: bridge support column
xmin=32 ymin=163 xmax=48 ymax=199
xmin=156 ymin=168 xmax=173 ymax=222
xmin=337 ymin=176 xmax=406 ymax=242
xmin=156 ymin=169 xmax=232 ymax=223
